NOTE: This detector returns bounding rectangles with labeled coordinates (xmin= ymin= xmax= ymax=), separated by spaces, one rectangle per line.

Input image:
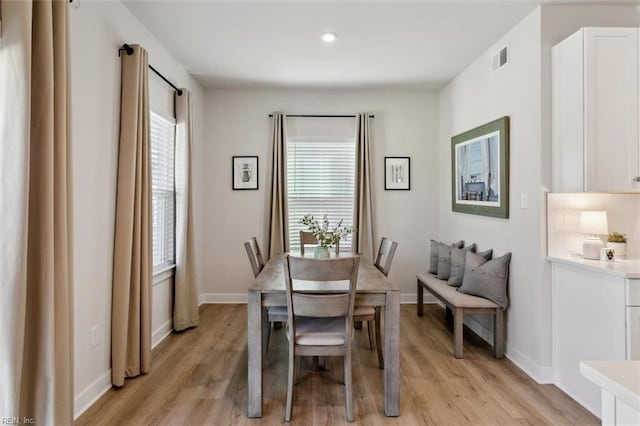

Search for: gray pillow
xmin=477 ymin=249 xmax=493 ymax=261
xmin=458 ymin=251 xmax=512 ymax=309
xmin=436 ymin=240 xmax=464 ymax=280
xmin=428 ymin=240 xmax=440 ymax=274
xmin=447 ymin=244 xmax=477 ymax=287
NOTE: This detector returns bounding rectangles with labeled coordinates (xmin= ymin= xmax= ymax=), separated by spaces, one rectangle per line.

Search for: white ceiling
xmin=121 ymin=0 xmax=626 ymax=90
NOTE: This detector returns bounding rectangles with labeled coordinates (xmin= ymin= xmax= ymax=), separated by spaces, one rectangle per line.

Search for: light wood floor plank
xmin=76 ymin=304 xmax=597 ymax=425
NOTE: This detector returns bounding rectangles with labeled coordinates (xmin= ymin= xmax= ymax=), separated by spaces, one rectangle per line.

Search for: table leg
xmin=384 ymin=291 xmax=400 ymax=416
xmin=417 ymin=279 xmax=424 ymax=316
xmin=248 ymin=291 xmax=263 ymax=418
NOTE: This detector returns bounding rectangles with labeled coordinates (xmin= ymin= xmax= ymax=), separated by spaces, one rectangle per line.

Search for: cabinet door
xmin=584 ymin=28 xmax=639 ymax=192
xmin=627 ymin=307 xmax=640 ymax=360
xmin=553 ymin=263 xmax=626 ymax=417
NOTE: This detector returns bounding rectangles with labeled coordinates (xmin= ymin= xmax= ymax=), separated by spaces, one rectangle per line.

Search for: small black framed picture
xmin=232 ymin=156 xmax=259 ymax=190
xmin=384 ymin=157 xmax=410 ymax=190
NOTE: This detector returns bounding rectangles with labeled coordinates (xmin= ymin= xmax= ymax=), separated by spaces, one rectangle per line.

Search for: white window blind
xmin=287 ymin=137 xmax=356 ymax=251
xmin=151 ymin=112 xmax=176 ymax=269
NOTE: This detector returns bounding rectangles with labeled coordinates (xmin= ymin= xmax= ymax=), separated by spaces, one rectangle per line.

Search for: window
xmin=151 ymin=112 xmax=176 ymax=270
xmin=287 ymin=137 xmax=356 ymax=251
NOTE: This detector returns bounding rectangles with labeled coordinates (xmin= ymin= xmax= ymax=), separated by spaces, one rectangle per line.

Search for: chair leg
xmin=295 ymin=355 xmax=302 ymax=384
xmin=344 ymin=351 xmax=353 ymax=422
xmin=321 ymin=356 xmax=330 ymax=371
xmin=374 ymin=307 xmax=384 ymax=369
xmin=494 ymin=309 xmax=505 ymax=359
xmin=285 ymin=350 xmax=295 ymax=421
xmin=262 ymin=309 xmax=270 ymax=357
xmin=453 ymin=308 xmax=464 ymax=359
xmin=266 ymin=323 xmax=272 ymax=353
xmin=417 ymin=280 xmax=424 ymax=316
xmin=367 ymin=320 xmax=375 ymax=351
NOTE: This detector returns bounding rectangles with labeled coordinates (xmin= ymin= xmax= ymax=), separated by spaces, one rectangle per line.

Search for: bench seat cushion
xmin=417 ymin=272 xmax=500 ymax=309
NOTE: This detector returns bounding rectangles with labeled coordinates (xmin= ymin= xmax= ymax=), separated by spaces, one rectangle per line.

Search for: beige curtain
xmin=354 ymin=113 xmax=375 ymax=259
xmin=173 ymin=90 xmax=199 ymax=331
xmin=267 ymin=112 xmax=289 ymax=259
xmin=111 ymin=45 xmax=152 ymax=387
xmin=0 ymin=1 xmax=73 ymax=423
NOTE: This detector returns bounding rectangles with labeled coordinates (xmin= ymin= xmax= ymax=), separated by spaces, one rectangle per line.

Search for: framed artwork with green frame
xmin=451 ymin=116 xmax=509 ymax=218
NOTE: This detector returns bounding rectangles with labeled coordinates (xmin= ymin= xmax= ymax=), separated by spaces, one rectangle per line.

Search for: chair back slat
xmin=292 ymin=293 xmax=351 ymax=317
xmin=244 ymin=237 xmax=265 ymax=278
xmin=374 ymin=237 xmax=398 ymax=277
xmin=287 ymin=256 xmax=354 ymax=281
xmin=284 ymin=255 xmax=360 ymax=343
xmin=299 ymin=230 xmax=340 ymax=255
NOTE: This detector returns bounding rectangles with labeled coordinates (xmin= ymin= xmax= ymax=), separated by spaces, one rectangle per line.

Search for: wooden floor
xmin=77 ymin=304 xmax=597 ymax=425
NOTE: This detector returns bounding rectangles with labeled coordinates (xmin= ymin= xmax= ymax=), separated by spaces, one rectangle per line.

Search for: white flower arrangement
xmin=300 ymin=214 xmax=354 ymax=248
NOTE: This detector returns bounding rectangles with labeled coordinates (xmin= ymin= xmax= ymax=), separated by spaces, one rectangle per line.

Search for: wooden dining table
xmin=247 ymin=252 xmax=400 ymax=418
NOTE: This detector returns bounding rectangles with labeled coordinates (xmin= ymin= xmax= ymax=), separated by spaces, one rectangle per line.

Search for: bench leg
xmin=417 ymin=280 xmax=424 ymax=316
xmin=494 ymin=309 xmax=505 ymax=359
xmin=445 ymin=306 xmax=453 ymax=323
xmin=453 ymin=308 xmax=464 ymax=358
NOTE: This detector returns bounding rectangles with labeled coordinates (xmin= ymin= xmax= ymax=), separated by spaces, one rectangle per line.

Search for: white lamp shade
xmin=579 ymin=211 xmax=608 ymax=235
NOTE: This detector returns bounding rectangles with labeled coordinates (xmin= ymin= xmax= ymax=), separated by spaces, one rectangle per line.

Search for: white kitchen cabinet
xmin=552 ymin=261 xmax=627 ymax=417
xmin=550 ymin=258 xmax=640 ymax=418
xmin=552 ymin=27 xmax=640 ymax=193
xmin=628 ymin=307 xmax=640 ymax=360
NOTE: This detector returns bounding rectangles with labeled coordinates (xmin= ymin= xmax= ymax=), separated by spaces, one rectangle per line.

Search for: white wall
xmin=438 ymin=4 xmax=640 ymax=385
xmin=69 ymin=1 xmax=204 ymax=418
xmin=199 ymin=89 xmax=438 ymax=301
xmin=438 ymin=8 xmax=546 ymax=380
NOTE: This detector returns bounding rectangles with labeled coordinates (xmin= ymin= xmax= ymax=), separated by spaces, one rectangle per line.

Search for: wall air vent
xmin=491 ymin=45 xmax=509 ymax=73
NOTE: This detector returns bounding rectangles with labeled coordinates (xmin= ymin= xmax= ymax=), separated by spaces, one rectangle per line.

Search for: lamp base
xmin=583 ymin=236 xmax=604 ymax=260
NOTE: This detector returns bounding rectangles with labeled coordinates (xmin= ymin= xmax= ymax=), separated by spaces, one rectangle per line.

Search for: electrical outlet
xmin=520 ymin=192 xmax=528 ymax=209
xmin=90 ymin=325 xmax=100 ymax=349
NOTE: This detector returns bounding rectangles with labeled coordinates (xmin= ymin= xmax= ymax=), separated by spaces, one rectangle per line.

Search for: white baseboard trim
xmin=152 ymin=319 xmax=173 ymax=349
xmin=74 ymin=369 xmax=112 ymax=420
xmin=199 ymin=293 xmax=247 ymax=305
xmin=433 ymin=304 xmax=554 ymax=385
xmin=506 ymin=344 xmax=554 ymax=384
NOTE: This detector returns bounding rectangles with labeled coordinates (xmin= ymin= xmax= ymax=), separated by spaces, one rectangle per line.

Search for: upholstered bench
xmin=416 ymin=272 xmax=505 ymax=359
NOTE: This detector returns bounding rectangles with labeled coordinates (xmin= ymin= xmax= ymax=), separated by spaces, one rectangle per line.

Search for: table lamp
xmin=580 ymin=210 xmax=608 ymax=260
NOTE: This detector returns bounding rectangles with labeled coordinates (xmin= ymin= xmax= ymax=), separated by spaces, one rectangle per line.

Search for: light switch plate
xmin=90 ymin=325 xmax=100 ymax=348
xmin=520 ymin=192 xmax=528 ymax=209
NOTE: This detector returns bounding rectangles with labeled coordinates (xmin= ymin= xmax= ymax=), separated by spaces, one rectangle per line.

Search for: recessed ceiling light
xmin=321 ymin=32 xmax=337 ymax=43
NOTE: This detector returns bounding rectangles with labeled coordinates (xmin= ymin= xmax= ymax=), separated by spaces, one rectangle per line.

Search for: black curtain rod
xmin=268 ymin=114 xmax=374 ymax=118
xmin=119 ymin=44 xmax=183 ymax=96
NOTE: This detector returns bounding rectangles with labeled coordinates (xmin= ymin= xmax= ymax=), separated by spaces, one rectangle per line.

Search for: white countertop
xmin=580 ymin=361 xmax=640 ymax=411
xmin=548 ymin=255 xmax=640 ymax=278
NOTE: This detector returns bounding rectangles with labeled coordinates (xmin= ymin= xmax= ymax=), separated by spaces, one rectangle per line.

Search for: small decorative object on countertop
xmin=300 ymin=214 xmax=354 ymax=258
xmin=607 ymin=232 xmax=628 ymax=259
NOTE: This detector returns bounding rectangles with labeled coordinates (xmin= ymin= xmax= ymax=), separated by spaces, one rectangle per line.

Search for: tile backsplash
xmin=547 ymin=193 xmax=640 ymax=259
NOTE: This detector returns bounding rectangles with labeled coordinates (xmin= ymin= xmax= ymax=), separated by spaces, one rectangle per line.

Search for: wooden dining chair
xmin=299 ymin=230 xmax=339 ymax=255
xmin=283 ymin=255 xmax=360 ymax=422
xmin=353 ymin=237 xmax=398 ymax=369
xmin=244 ymin=237 xmax=287 ymax=348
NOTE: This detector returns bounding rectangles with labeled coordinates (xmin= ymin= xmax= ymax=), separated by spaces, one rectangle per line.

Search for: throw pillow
xmin=436 ymin=240 xmax=464 ymax=280
xmin=477 ymin=248 xmax=493 ymax=261
xmin=447 ymin=243 xmax=477 ymax=287
xmin=428 ymin=240 xmax=440 ymax=274
xmin=458 ymin=251 xmax=512 ymax=309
